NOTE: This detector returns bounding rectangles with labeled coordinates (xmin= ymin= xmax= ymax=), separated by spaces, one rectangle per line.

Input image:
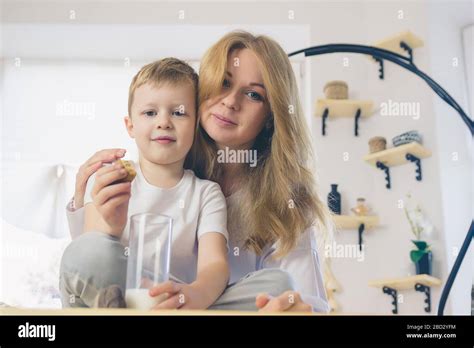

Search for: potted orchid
xmin=404 ymin=194 xmax=433 ymax=275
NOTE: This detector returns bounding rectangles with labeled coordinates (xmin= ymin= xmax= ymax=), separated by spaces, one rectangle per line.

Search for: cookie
xmin=112 ymin=159 xmax=136 ymax=184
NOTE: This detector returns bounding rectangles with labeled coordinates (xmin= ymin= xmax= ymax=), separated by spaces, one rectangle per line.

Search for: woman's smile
xmin=212 ymin=112 xmax=238 ymax=127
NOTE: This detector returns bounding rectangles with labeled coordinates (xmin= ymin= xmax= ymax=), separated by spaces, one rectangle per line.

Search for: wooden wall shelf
xmin=363 ymin=142 xmax=431 ymax=167
xmin=369 ymin=30 xmax=424 ymax=79
xmin=371 ymin=30 xmax=424 ymax=58
xmin=315 ymin=99 xmax=374 ymax=118
xmin=369 ymin=275 xmax=441 ymax=314
xmin=333 ymin=215 xmax=379 ymax=229
xmin=315 ymin=99 xmax=374 ymax=136
xmin=368 ymin=275 xmax=441 ymax=290
xmin=332 ymin=215 xmax=379 ymax=250
xmin=363 ymin=142 xmax=431 ymax=189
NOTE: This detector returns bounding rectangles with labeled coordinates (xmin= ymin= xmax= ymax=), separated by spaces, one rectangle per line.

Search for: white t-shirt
xmin=83 ymin=161 xmax=228 ymax=284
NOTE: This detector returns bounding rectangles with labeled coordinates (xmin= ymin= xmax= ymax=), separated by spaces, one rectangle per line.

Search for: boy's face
xmin=125 ymin=82 xmax=196 ymax=166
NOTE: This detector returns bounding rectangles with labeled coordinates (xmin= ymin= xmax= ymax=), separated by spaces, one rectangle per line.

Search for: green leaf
xmin=410 ymin=249 xmax=426 ymax=263
xmin=412 ymin=240 xmax=428 ymax=250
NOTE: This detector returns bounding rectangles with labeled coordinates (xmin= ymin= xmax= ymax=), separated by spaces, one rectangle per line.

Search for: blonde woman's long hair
xmin=188 ymin=30 xmax=333 ymax=258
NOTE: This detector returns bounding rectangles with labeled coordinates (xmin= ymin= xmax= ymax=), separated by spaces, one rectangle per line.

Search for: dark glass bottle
xmin=328 ymin=184 xmax=341 ymax=214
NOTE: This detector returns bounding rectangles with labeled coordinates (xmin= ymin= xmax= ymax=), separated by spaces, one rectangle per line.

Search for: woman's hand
xmin=74 ymin=148 xmax=126 ymax=209
xmin=149 ymin=281 xmax=210 ymax=310
xmin=256 ymin=291 xmax=313 ymax=313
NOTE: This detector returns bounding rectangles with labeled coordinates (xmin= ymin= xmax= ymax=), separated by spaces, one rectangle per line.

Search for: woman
xmin=61 ymin=30 xmax=332 ymax=312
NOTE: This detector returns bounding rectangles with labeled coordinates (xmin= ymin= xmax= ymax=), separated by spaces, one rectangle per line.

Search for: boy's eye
xmin=246 ymin=91 xmax=263 ymax=101
xmin=144 ymin=111 xmax=157 ymax=117
xmin=172 ymin=110 xmax=186 ymax=117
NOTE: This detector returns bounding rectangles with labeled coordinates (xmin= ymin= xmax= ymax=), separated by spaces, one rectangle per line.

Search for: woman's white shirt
xmin=225 ymin=191 xmax=329 ymax=313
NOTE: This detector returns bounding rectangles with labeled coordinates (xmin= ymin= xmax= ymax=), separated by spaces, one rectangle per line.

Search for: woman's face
xmin=200 ymin=48 xmax=270 ymax=150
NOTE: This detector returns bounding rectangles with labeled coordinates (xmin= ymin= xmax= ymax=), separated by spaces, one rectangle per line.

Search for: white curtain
xmin=1 ymin=59 xmax=143 ymax=238
xmin=1 ymin=162 xmax=77 ymax=238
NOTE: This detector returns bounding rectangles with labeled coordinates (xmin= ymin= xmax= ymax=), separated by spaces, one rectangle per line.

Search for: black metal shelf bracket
xmin=415 ymin=283 xmax=432 ymax=313
xmin=406 ymin=153 xmax=422 ymax=181
xmin=376 ymin=161 xmax=391 ymax=189
xmin=358 ymin=223 xmax=365 ymax=251
xmin=354 ymin=108 xmax=361 ymax=136
xmin=322 ymin=108 xmax=329 ymax=136
xmin=372 ymin=56 xmax=384 ymax=79
xmin=382 ymin=286 xmax=398 ymax=314
xmin=400 ymin=41 xmax=414 ymax=63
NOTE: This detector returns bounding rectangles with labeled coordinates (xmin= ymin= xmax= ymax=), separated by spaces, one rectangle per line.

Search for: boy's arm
xmin=149 ymin=232 xmax=229 ymax=310
xmin=83 ymin=166 xmax=132 ymax=239
xmin=189 ymin=232 xmax=230 ymax=308
xmin=188 ymin=182 xmax=230 ymax=307
xmin=149 ymin=182 xmax=229 ymax=310
xmin=84 ymin=202 xmax=120 ymax=236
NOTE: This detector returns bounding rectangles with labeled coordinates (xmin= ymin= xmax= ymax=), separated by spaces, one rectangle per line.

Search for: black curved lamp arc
xmin=288 ymin=43 xmax=474 ymax=316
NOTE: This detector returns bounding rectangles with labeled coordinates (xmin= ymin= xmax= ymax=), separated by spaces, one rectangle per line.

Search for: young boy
xmin=82 ymin=58 xmax=229 ymax=309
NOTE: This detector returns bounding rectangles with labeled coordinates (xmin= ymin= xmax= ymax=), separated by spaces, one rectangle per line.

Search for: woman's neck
xmin=138 ymin=155 xmax=184 ymax=188
xmin=216 ymin=142 xmax=251 ymax=197
xmin=220 ymin=162 xmax=244 ymax=197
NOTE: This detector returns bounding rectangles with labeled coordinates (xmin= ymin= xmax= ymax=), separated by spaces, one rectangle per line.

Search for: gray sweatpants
xmin=59 ymin=231 xmax=295 ymax=311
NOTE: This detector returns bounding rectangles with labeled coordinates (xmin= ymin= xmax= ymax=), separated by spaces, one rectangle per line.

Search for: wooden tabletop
xmin=0 ymin=307 xmax=332 ymax=316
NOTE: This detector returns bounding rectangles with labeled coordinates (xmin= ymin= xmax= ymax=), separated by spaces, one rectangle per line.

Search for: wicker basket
xmin=324 ymin=81 xmax=349 ymax=99
xmin=368 ymin=136 xmax=387 ymax=153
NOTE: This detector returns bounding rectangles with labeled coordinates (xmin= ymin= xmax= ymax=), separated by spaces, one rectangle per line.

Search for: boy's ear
xmin=124 ymin=116 xmax=135 ymax=138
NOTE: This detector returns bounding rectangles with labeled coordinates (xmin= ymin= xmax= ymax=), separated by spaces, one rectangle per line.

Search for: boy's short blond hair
xmin=128 ymin=58 xmax=199 ymax=116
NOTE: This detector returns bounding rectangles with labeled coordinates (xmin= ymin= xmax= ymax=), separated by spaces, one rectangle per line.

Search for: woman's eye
xmin=246 ymin=91 xmax=263 ymax=101
xmin=223 ymin=79 xmax=231 ymax=88
xmin=144 ymin=111 xmax=157 ymax=117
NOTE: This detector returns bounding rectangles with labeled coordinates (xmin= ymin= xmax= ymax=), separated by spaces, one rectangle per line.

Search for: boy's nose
xmin=156 ymin=113 xmax=172 ymax=129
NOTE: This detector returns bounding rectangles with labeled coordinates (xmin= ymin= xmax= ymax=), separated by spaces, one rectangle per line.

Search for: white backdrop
xmin=0 ymin=23 xmax=307 ymax=307
xmin=1 ymin=61 xmax=143 ymax=238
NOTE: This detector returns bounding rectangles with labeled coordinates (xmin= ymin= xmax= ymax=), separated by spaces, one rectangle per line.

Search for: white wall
xmin=307 ymin=0 xmax=444 ymax=315
xmin=1 ymin=0 xmax=472 ymax=313
xmin=0 ymin=23 xmax=308 ymax=236
xmin=427 ymin=1 xmax=473 ymax=315
xmin=0 ymin=5 xmax=310 ymax=306
xmin=305 ymin=0 xmax=472 ymax=315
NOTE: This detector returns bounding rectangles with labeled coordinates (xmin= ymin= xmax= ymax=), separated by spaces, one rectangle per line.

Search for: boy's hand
xmin=75 ymin=149 xmax=126 ymax=209
xmin=91 ymin=162 xmax=132 ymax=238
xmin=149 ymin=281 xmax=211 ymax=310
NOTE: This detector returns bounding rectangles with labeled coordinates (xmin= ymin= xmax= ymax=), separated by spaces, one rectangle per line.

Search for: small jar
xmin=324 ymin=81 xmax=349 ymax=99
xmin=351 ymin=198 xmax=370 ymax=216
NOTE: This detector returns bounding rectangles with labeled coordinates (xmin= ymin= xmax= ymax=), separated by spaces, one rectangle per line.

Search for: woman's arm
xmin=66 ymin=197 xmax=85 ymax=239
xmin=258 ymin=226 xmax=330 ymax=313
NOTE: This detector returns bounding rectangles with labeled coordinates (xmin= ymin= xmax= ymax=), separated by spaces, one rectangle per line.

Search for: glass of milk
xmin=125 ymin=213 xmax=172 ymax=310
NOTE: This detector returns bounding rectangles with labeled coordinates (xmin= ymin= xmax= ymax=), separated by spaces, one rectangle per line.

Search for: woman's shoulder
xmin=297 ymin=225 xmax=319 ymax=250
xmin=272 ymin=225 xmax=319 ymax=253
